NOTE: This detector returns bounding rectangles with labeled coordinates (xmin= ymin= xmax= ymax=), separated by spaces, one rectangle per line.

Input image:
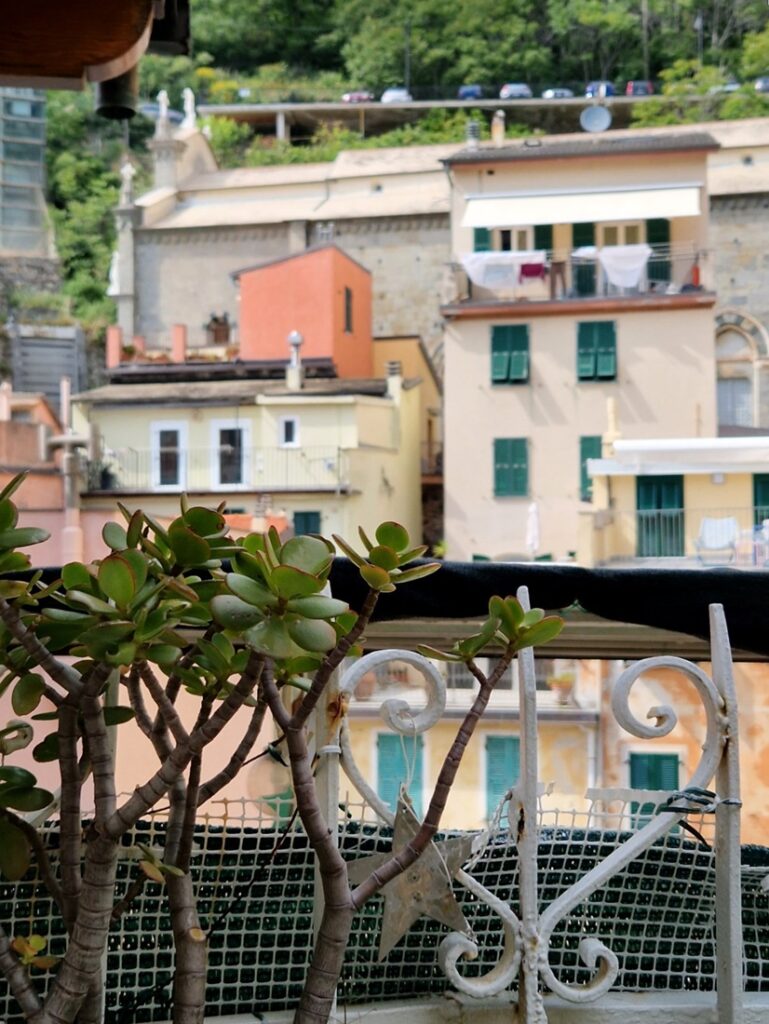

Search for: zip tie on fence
xmin=657 ymin=786 xmax=719 ymax=814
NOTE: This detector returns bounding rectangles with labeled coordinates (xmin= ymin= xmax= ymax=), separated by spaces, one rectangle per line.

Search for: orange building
xmin=234 ymin=245 xmax=374 ymax=378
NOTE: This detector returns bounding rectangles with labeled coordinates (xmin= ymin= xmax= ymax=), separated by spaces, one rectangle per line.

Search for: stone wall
xmin=134 ymin=214 xmax=451 ymax=359
xmin=0 ymin=256 xmax=60 ymax=301
xmin=711 ymin=193 xmax=769 ymax=330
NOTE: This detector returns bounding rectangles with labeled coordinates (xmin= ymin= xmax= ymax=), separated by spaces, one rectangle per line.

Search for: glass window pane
xmin=158 ymin=429 xmax=180 ymax=485
xmin=4 ymin=162 xmax=43 ymax=185
xmin=717 ymin=377 xmax=752 ymax=426
xmin=625 ymin=224 xmax=641 ymax=244
xmin=4 ymin=141 xmax=43 ymax=162
xmin=219 ymin=428 xmax=243 ymax=484
xmin=2 ymin=206 xmax=40 ymax=227
xmin=3 ymin=119 xmax=45 ymax=140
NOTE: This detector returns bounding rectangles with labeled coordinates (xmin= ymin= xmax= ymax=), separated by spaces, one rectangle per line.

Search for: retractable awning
xmin=461 ymin=183 xmax=702 ymax=228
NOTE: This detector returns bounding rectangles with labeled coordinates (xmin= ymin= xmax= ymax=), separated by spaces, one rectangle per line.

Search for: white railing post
xmin=514 ymin=586 xmax=547 ymax=1023
xmin=710 ymin=604 xmax=744 ymax=1024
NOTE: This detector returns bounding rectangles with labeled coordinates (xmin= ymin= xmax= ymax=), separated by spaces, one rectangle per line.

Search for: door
xmin=572 ymin=221 xmax=595 ymax=296
xmin=754 ymin=474 xmax=769 ymax=526
xmin=646 ymin=217 xmax=671 ymax=283
xmin=636 ymin=476 xmax=684 ymax=556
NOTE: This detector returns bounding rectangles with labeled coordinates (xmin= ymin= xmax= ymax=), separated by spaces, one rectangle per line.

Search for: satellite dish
xmin=580 ymin=105 xmax=612 ymax=132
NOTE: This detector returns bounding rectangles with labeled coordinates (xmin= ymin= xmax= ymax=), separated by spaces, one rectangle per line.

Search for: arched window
xmin=715 ymin=313 xmax=768 ymax=430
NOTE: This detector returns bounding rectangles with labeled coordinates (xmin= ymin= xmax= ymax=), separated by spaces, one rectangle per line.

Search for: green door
xmin=377 ymin=733 xmax=423 ymax=816
xmin=646 ymin=218 xmax=671 ymax=283
xmin=636 ymin=476 xmax=684 ymax=556
xmin=485 ymin=735 xmax=520 ymax=821
xmin=572 ymin=221 xmax=595 ymax=296
xmin=754 ymin=474 xmax=769 ymax=526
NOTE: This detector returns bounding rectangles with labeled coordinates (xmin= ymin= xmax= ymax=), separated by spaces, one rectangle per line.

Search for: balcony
xmin=582 ymin=505 xmax=769 ymax=568
xmin=84 ymin=444 xmax=349 ymax=494
xmin=443 ymin=242 xmax=712 ymax=312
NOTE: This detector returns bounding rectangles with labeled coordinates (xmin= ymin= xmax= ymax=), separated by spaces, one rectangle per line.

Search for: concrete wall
xmin=238 ymin=246 xmax=374 ymax=378
xmin=443 ymin=304 xmax=717 ymax=560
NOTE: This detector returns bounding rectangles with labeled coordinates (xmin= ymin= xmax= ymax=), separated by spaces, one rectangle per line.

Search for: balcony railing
xmin=586 ymin=505 xmax=769 ymax=567
xmin=84 ymin=444 xmax=349 ymax=493
xmin=446 ymin=242 xmax=709 ymax=306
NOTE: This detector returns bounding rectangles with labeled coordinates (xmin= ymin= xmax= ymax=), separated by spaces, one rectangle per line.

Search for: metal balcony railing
xmin=84 ymin=445 xmax=349 ymax=493
xmin=591 ymin=506 xmax=769 ymax=567
xmin=447 ymin=242 xmax=709 ymax=306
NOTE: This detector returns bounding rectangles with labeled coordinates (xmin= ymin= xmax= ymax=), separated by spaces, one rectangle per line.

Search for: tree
xmin=0 ymin=478 xmax=563 ymax=1024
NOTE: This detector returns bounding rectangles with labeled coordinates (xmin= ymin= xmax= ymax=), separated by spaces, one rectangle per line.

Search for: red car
xmin=342 ymin=90 xmax=374 ymax=103
xmin=626 ymin=80 xmax=654 ymax=96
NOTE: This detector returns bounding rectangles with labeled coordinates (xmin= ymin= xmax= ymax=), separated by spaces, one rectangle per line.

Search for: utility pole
xmin=404 ymin=16 xmax=411 ymax=92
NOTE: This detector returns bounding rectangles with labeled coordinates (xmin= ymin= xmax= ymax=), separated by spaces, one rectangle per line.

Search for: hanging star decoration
xmin=347 ymin=789 xmax=475 ymax=960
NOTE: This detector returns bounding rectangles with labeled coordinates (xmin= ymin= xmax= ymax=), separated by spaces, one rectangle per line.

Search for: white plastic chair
xmin=694 ymin=516 xmax=739 ymax=564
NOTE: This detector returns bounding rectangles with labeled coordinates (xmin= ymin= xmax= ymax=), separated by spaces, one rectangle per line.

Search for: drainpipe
xmin=286 ymin=331 xmax=304 ymax=391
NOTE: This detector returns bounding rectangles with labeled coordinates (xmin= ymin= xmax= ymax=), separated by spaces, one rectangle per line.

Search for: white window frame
xmin=210 ymin=418 xmax=251 ymax=490
xmin=279 ymin=415 xmax=300 ymax=448
xmin=150 ymin=420 xmax=188 ymax=491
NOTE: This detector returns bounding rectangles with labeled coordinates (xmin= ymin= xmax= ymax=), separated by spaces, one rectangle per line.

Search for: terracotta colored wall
xmin=238 ymin=248 xmax=373 ymax=377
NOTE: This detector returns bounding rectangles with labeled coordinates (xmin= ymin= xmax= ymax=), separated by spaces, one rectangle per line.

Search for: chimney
xmin=385 ymin=360 xmax=402 ymax=401
xmin=106 ymin=325 xmax=123 ymax=369
xmin=491 ymin=109 xmax=505 ymax=147
xmin=286 ymin=330 xmax=304 ymax=390
xmin=171 ymin=324 xmax=188 ymax=363
xmin=466 ymin=120 xmax=480 ymax=151
xmin=0 ymin=380 xmax=11 ymax=422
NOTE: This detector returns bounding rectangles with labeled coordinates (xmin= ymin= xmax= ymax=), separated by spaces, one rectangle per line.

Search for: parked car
xmin=585 ymin=81 xmax=616 ymax=98
xmin=342 ymin=90 xmax=374 ymax=103
xmin=380 ymin=87 xmax=413 ymax=103
xmin=458 ymin=84 xmax=483 ymax=100
xmin=137 ymin=102 xmax=184 ymax=125
xmin=755 ymin=76 xmax=769 ymax=93
xmin=708 ymin=80 xmax=741 ymax=94
xmin=499 ymin=82 xmax=533 ymax=99
xmin=541 ymin=86 xmax=574 ymax=99
xmin=626 ymin=80 xmax=654 ymax=96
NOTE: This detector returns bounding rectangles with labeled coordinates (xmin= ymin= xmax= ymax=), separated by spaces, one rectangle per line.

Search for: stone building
xmin=113 ymin=105 xmax=459 ymax=362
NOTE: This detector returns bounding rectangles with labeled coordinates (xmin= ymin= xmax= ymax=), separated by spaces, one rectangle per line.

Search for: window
xmin=473 ymin=227 xmax=491 ymax=252
xmin=377 ymin=733 xmax=423 ymax=816
xmin=279 ymin=416 xmax=299 ymax=447
xmin=294 ymin=511 xmax=321 ymax=535
xmin=629 ymin=751 xmax=679 ymax=826
xmin=151 ymin=422 xmax=187 ymax=490
xmin=598 ymin=222 xmax=642 ymax=247
xmin=718 ymin=377 xmax=752 ymax=427
xmin=211 ymin=420 xmax=250 ymax=488
xmin=485 ymin=736 xmax=520 ymax=820
xmin=754 ymin=475 xmax=769 ymax=526
xmin=577 ymin=321 xmax=616 ymax=381
xmin=494 ymin=438 xmax=528 ymax=497
xmin=533 ymin=223 xmax=553 ymax=251
xmin=579 ymin=436 xmax=602 ymax=501
xmin=491 ymin=325 xmax=529 ymax=384
xmin=344 ymin=287 xmax=353 ymax=333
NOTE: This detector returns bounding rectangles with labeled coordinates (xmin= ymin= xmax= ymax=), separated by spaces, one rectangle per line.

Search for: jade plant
xmin=0 ymin=475 xmax=563 ymax=1024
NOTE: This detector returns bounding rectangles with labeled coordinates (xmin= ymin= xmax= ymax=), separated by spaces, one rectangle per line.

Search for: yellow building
xmin=72 ymin=365 xmax=422 ymax=544
xmin=440 ymin=128 xmax=719 ymax=561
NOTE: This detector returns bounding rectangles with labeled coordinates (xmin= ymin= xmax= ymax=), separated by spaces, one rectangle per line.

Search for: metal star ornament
xmin=347 ymin=790 xmax=474 ymax=959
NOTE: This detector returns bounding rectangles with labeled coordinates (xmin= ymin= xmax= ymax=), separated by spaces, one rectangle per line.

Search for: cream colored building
xmin=72 ymin=369 xmax=422 ymax=545
xmin=441 ymin=129 xmax=719 ymax=561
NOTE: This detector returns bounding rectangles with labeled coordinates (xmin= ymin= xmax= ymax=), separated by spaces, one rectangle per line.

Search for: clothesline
xmin=461 ymin=243 xmax=659 ymax=290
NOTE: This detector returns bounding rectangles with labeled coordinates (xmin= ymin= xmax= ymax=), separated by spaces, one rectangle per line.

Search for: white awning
xmin=462 ymin=184 xmax=701 ymax=228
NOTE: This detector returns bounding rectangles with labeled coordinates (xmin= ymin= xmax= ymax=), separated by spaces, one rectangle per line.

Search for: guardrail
xmin=84 ymin=445 xmax=348 ymax=493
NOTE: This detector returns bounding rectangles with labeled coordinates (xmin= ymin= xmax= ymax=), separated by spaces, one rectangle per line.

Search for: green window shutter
xmin=494 ymin=438 xmax=514 ymax=496
xmin=579 ymin=436 xmax=602 ymax=501
xmin=491 ymin=326 xmax=512 ymax=382
xmin=293 ymin=511 xmax=321 ymax=535
xmin=510 ymin=438 xmax=528 ymax=495
xmin=508 ymin=325 xmax=529 ymax=382
xmin=577 ymin=322 xmax=597 ymax=380
xmin=533 ymin=223 xmax=553 ymax=251
xmin=596 ymin=322 xmax=617 ymax=379
xmin=646 ymin=218 xmax=671 ymax=282
xmin=474 ymin=227 xmax=491 ymax=252
xmin=629 ymin=751 xmax=679 ymax=827
xmin=572 ymin=222 xmax=595 ymax=247
xmin=485 ymin=735 xmax=520 ymax=819
xmin=753 ymin=474 xmax=769 ymax=526
xmin=377 ymin=733 xmax=423 ymax=817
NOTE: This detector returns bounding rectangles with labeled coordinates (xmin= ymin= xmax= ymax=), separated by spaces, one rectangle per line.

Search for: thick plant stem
xmin=167 ymin=873 xmax=207 ymax=1024
xmin=58 ymin=703 xmax=82 ymax=929
xmin=263 ymin=675 xmax=355 ymax=1024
